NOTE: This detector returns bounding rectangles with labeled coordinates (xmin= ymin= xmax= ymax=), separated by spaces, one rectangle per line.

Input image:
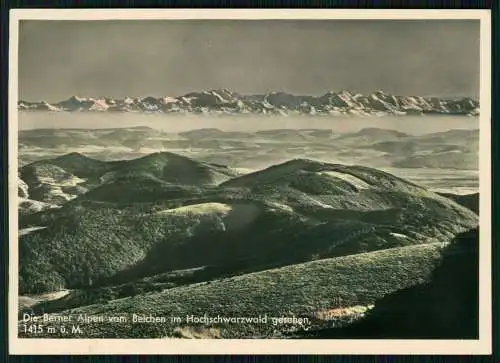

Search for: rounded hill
xmin=18 ymin=154 xmax=478 ymax=297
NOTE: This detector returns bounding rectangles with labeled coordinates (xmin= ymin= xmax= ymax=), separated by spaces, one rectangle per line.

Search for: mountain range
xmin=18 ymin=89 xmax=479 ymax=116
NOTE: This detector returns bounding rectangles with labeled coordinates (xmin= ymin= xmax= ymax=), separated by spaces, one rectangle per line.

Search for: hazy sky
xmin=18 ymin=20 xmax=480 ymax=102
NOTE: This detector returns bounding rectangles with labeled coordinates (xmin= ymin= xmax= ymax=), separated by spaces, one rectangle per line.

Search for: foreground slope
xmin=19 ymin=242 xmax=447 ymax=338
xmin=296 ymin=228 xmax=479 ymax=339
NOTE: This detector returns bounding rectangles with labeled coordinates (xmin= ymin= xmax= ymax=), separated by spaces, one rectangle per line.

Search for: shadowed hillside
xmin=437 ymin=192 xmax=479 ymax=214
xmin=295 ymin=228 xmax=479 ymax=339
xmin=19 ymin=242 xmax=448 ymax=338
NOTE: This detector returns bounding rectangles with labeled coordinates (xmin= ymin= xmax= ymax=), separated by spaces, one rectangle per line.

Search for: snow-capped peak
xmin=17 ymin=89 xmax=480 ymax=117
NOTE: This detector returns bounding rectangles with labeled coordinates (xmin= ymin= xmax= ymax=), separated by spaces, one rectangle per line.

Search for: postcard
xmin=8 ymin=9 xmax=492 ymax=355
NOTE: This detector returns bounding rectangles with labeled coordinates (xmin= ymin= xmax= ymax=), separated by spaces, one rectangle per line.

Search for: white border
xmin=8 ymin=9 xmax=492 ymax=355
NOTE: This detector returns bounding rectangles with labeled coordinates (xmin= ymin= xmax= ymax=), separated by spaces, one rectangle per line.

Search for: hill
xmin=18 ymin=155 xmax=478 ymax=295
xmin=335 ymin=128 xmax=409 ymax=145
xmin=20 ymin=162 xmax=90 ymax=204
xmin=393 ymin=152 xmax=478 ymax=170
xmin=18 ymin=152 xmax=240 ymax=208
xmin=19 ymin=198 xmax=59 ymax=217
xmin=22 ymin=152 xmax=111 ymax=181
xmin=375 ymin=129 xmax=479 ymax=170
xmin=437 ymin=192 xmax=479 ymax=214
xmin=98 ymin=152 xmax=238 ymax=186
xmin=18 ymin=127 xmax=182 ymax=152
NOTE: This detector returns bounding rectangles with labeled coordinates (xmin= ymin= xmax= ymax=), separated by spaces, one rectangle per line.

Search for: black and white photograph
xmin=9 ymin=9 xmax=492 ymax=355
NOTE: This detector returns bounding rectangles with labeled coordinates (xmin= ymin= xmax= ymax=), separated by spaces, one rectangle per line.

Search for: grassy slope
xmin=19 ymin=242 xmax=446 ymax=338
xmin=297 ymin=228 xmax=479 ymax=339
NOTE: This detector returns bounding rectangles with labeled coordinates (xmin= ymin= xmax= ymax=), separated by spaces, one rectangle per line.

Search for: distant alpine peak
xmin=18 ymin=89 xmax=479 ymax=116
xmin=67 ymin=95 xmax=87 ymax=102
xmin=339 ymin=89 xmax=354 ymax=96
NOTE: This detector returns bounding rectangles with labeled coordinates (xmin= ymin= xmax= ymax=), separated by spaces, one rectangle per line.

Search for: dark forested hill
xmin=18 ymin=153 xmax=478 ymax=295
